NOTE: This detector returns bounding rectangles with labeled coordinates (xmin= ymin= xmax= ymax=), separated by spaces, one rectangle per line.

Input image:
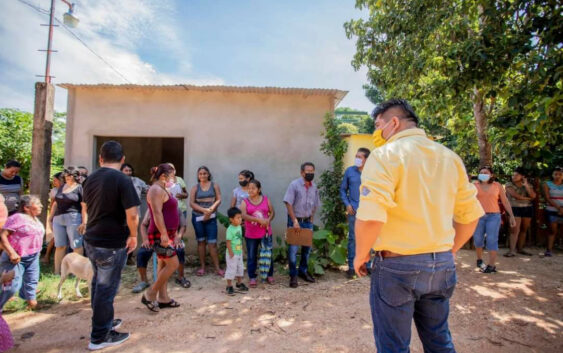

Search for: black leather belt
xmin=296 ymin=217 xmax=312 ymax=223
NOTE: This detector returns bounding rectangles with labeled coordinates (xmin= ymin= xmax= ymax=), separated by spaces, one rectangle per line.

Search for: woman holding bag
xmin=240 ymin=180 xmax=275 ymax=287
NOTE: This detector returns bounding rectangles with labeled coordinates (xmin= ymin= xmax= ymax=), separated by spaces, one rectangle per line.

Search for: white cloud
xmin=0 ymin=0 xmax=223 ymax=112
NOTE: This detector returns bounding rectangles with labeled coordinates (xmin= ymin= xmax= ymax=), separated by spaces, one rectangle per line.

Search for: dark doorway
xmin=94 ymin=136 xmax=184 ymax=183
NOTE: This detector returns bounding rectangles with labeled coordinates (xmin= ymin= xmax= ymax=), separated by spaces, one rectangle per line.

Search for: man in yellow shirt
xmin=355 ymin=99 xmax=484 ymax=352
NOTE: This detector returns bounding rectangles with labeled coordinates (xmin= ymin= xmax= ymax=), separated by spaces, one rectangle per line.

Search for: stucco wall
xmin=64 ymin=87 xmax=335 ymax=250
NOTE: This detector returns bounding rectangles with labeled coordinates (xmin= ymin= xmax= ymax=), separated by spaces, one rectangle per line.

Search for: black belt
xmin=296 ymin=217 xmax=311 ymax=223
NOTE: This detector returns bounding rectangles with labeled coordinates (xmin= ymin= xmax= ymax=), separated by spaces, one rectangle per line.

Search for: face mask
xmin=478 ymin=174 xmax=491 ymax=182
xmin=372 ymin=120 xmax=394 ymax=147
xmin=354 ymin=158 xmax=364 ymax=168
xmin=239 ymin=180 xmax=249 ymax=187
xmin=304 ymin=173 xmax=314 ymax=182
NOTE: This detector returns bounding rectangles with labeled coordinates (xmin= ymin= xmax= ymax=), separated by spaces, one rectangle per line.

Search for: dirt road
xmin=5 ymin=249 xmax=562 ymax=352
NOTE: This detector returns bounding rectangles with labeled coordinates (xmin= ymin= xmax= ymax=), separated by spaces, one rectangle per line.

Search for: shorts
xmin=52 ymin=212 xmax=83 ymax=249
xmin=512 ymin=206 xmax=533 ymax=218
xmin=224 ymin=252 xmax=244 ymax=280
xmin=546 ymin=210 xmax=563 ymax=224
xmin=136 ymin=245 xmax=185 ymax=267
xmin=148 ymin=229 xmax=178 ymax=260
xmin=192 ymin=215 xmax=218 ymax=244
xmin=473 ymin=213 xmax=501 ymax=251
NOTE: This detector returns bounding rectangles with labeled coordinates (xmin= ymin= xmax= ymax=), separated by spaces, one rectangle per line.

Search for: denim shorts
xmin=473 ymin=213 xmax=501 ymax=251
xmin=512 ymin=206 xmax=533 ymax=218
xmin=192 ymin=214 xmax=218 ymax=243
xmin=52 ymin=212 xmax=83 ymax=249
xmin=136 ymin=245 xmax=185 ymax=267
xmin=546 ymin=210 xmax=563 ymax=224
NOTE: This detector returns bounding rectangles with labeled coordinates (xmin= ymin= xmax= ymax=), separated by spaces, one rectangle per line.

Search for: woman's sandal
xmin=503 ymin=252 xmax=515 ymax=257
xmin=216 ymin=269 xmax=225 ymax=277
xmin=196 ymin=268 xmax=205 ymax=276
xmin=158 ymin=299 xmax=180 ymax=309
xmin=175 ymin=277 xmax=191 ymax=288
xmin=141 ymin=294 xmax=159 ymax=312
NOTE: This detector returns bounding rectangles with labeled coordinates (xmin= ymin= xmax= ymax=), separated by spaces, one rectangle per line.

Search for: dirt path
xmin=5 ymin=249 xmax=562 ymax=353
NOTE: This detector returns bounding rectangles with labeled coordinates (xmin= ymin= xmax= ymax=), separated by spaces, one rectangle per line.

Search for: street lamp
xmin=30 ymin=1 xmax=79 ymax=223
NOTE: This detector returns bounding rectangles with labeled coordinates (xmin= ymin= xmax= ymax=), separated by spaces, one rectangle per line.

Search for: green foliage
xmin=272 ymin=235 xmax=288 ymax=263
xmin=335 ymin=107 xmax=374 ymax=134
xmin=0 ymin=109 xmax=67 ymax=185
xmin=345 ymin=0 xmax=562 ymax=174
xmin=217 ymin=212 xmax=230 ymax=229
xmin=308 ymin=227 xmax=348 ymax=275
xmin=319 ymin=113 xmax=347 ymax=236
xmin=337 ymin=122 xmax=359 ymax=135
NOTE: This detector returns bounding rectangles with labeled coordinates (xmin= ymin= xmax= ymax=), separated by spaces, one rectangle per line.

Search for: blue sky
xmin=0 ymin=0 xmax=372 ymax=112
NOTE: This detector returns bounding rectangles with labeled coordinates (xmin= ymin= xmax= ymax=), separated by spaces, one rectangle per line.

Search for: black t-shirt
xmin=54 ymin=184 xmax=83 ymax=216
xmin=83 ymin=167 xmax=140 ymax=248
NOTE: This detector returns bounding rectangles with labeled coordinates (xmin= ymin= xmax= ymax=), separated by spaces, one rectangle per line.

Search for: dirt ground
xmin=4 ymin=249 xmax=562 ymax=353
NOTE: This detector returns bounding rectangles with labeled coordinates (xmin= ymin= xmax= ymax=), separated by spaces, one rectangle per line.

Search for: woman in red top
xmin=141 ymin=164 xmax=180 ymax=312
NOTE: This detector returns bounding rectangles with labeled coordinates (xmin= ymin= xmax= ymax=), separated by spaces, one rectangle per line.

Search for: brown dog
xmin=57 ymin=253 xmax=93 ymax=300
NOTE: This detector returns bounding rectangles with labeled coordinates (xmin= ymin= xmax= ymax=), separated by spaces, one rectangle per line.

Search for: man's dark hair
xmin=120 ymin=163 xmax=134 ymax=172
xmin=227 ymin=207 xmax=241 ymax=219
xmin=301 ymin=162 xmax=315 ymax=172
xmin=99 ymin=140 xmax=124 ymax=163
xmin=553 ymin=166 xmax=562 ymax=173
xmin=357 ymin=147 xmax=371 ymax=159
xmin=514 ymin=167 xmax=526 ymax=176
xmin=5 ymin=160 xmax=21 ymax=169
xmin=371 ymin=98 xmax=419 ymax=125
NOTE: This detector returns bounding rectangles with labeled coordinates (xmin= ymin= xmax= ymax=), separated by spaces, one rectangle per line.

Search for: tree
xmin=319 ymin=113 xmax=348 ymax=236
xmin=345 ymin=0 xmax=562 ymax=173
xmin=0 ymin=109 xmax=66 ymax=187
xmin=337 ymin=122 xmax=359 ymax=135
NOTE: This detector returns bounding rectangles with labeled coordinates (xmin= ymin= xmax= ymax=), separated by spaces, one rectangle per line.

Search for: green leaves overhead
xmin=345 ymin=0 xmax=562 ymax=174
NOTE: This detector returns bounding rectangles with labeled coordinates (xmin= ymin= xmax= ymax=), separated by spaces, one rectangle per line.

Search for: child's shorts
xmin=224 ymin=252 xmax=244 ymax=280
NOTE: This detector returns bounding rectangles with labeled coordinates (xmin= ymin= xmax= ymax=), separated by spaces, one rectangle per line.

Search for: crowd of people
xmin=0 ymin=99 xmax=561 ymax=351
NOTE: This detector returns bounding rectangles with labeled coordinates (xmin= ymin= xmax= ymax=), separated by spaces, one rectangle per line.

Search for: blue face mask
xmin=354 ymin=158 xmax=364 ymax=168
xmin=478 ymin=174 xmax=491 ymax=182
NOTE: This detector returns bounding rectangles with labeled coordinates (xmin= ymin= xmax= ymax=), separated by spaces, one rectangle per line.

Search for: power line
xmin=15 ymin=0 xmax=132 ymax=83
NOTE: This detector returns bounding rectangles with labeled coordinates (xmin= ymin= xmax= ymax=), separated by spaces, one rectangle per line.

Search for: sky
xmin=0 ymin=0 xmax=372 ymax=113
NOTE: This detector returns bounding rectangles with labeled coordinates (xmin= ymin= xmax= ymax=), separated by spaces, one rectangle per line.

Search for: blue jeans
xmin=347 ymin=214 xmax=356 ymax=269
xmin=84 ymin=241 xmax=128 ymax=343
xmin=246 ymin=237 xmax=274 ymax=280
xmin=370 ymin=251 xmax=456 ymax=352
xmin=0 ymin=252 xmax=40 ymax=309
xmin=473 ymin=213 xmax=501 ymax=251
xmin=287 ymin=216 xmax=313 ymax=277
xmin=53 ymin=212 xmax=83 ymax=249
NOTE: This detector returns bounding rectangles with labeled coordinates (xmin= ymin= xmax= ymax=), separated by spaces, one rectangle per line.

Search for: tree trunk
xmin=473 ymin=87 xmax=492 ymax=167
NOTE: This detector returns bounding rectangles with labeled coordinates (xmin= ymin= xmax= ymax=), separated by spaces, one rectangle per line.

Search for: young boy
xmin=225 ymin=207 xmax=248 ymax=295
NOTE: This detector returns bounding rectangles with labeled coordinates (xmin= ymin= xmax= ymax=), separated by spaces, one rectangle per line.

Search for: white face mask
xmin=478 ymin=174 xmax=491 ymax=182
xmin=354 ymin=158 xmax=364 ymax=167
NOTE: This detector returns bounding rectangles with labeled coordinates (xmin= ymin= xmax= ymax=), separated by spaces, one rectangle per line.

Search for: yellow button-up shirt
xmin=356 ymin=128 xmax=484 ymax=255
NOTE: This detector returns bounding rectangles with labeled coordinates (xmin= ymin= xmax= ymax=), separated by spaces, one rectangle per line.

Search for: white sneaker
xmin=88 ymin=330 xmax=130 ymax=351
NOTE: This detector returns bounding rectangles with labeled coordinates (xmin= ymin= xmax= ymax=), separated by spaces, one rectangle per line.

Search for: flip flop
xmin=196 ymin=268 xmax=205 ymax=276
xmin=158 ymin=299 xmax=180 ymax=308
xmin=141 ymin=294 xmax=159 ymax=312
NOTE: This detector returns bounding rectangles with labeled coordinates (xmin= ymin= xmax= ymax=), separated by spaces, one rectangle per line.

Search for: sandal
xmin=158 ymin=299 xmax=180 ymax=308
xmin=503 ymin=252 xmax=515 ymax=257
xmin=216 ymin=269 xmax=225 ymax=277
xmin=175 ymin=277 xmax=191 ymax=288
xmin=196 ymin=268 xmax=205 ymax=276
xmin=267 ymin=276 xmax=275 ymax=285
xmin=141 ymin=294 xmax=159 ymax=312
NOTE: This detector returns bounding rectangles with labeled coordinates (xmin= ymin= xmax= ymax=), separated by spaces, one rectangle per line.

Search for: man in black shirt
xmin=82 ymin=141 xmax=140 ymax=350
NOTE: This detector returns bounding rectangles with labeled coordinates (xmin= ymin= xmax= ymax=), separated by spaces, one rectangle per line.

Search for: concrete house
xmin=59 ymin=84 xmax=347 ymax=243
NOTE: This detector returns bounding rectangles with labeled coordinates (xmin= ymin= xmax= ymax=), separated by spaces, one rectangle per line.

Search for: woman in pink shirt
xmin=0 ymin=195 xmax=44 ymax=310
xmin=240 ymin=180 xmax=275 ymax=287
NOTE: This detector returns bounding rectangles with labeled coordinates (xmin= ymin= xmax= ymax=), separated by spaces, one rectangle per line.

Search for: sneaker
xmin=236 ymin=283 xmax=249 ymax=292
xmin=299 ymin=272 xmax=316 ymax=283
xmin=544 ymin=250 xmax=553 ymax=257
xmin=476 ymin=259 xmax=486 ymax=270
xmin=111 ymin=319 xmax=122 ymax=330
xmin=88 ymin=330 xmax=130 ymax=351
xmin=346 ymin=269 xmax=355 ymax=279
xmin=289 ymin=276 xmax=298 ymax=288
xmin=132 ymin=281 xmax=150 ymax=294
xmin=226 ymin=286 xmax=235 ymax=296
xmin=481 ymin=265 xmax=497 ymax=274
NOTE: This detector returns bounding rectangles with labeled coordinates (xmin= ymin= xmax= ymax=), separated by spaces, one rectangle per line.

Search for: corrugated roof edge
xmin=57 ymin=84 xmax=348 ymax=106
